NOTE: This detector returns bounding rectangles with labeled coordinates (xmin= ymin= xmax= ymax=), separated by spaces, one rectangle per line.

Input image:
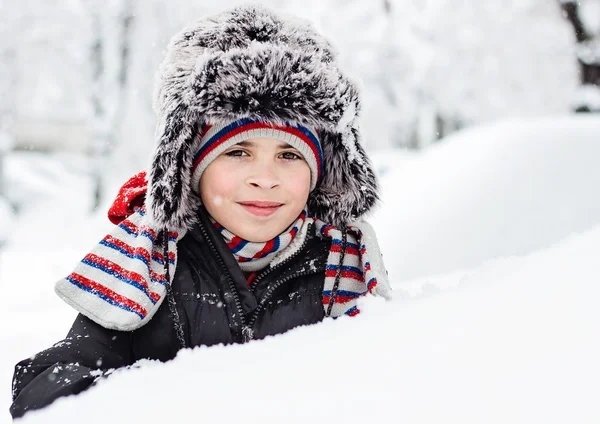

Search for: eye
xmin=225 ymin=149 xmax=249 ymax=158
xmin=280 ymin=151 xmax=303 ymax=161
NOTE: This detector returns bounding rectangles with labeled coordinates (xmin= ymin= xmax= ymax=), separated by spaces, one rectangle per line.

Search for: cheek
xmin=285 ymin=166 xmax=311 ymax=203
xmin=200 ymin=163 xmax=240 ymax=207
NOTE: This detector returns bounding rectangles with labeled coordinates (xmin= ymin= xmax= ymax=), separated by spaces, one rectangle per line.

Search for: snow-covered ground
xmin=1 ymin=116 xmax=599 ymax=423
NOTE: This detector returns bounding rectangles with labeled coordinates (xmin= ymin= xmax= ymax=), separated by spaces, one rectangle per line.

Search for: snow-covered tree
xmin=559 ymin=0 xmax=600 ymax=111
xmin=87 ymin=0 xmax=134 ymax=210
xmin=2 ymin=0 xmax=580 ymax=171
xmin=0 ymin=2 xmax=18 ymax=220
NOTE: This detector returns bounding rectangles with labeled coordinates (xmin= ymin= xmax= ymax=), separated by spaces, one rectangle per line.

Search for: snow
xmin=1 ymin=0 xmax=578 ymax=158
xmin=579 ymin=0 xmax=600 ymax=35
xmin=0 ymin=197 xmax=14 ymax=244
xmin=3 ymin=152 xmax=95 ymax=212
xmin=10 ymin=224 xmax=600 ymax=423
xmin=573 ymin=84 xmax=600 ymax=111
xmin=577 ymin=38 xmax=600 ymax=66
xmin=372 ymin=115 xmax=600 ymax=281
xmin=2 ymin=116 xmax=600 ymax=423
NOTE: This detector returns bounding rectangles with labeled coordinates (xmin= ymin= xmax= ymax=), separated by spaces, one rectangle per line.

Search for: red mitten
xmin=107 ymin=171 xmax=149 ymax=225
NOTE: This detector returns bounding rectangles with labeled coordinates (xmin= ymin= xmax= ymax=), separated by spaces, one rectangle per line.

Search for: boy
xmin=10 ymin=5 xmax=391 ymax=418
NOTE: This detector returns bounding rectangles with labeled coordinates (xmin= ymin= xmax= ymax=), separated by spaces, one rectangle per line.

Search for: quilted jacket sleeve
xmin=10 ymin=314 xmax=134 ymax=419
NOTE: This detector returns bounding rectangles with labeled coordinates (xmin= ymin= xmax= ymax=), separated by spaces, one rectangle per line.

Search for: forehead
xmin=236 ymin=138 xmax=293 ymax=149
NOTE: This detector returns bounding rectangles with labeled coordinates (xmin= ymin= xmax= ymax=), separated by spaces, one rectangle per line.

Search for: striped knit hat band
xmin=190 ymin=118 xmax=322 ymax=194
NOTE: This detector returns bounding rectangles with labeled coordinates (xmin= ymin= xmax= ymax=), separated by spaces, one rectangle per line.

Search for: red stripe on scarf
xmin=151 ymin=250 xmax=176 ymax=264
xmin=330 ymin=243 xmax=360 ymax=255
xmin=120 ymin=218 xmax=178 ymax=245
xmin=227 ymin=235 xmax=245 ymax=251
xmin=347 ymin=308 xmax=360 ymax=317
xmin=322 ymin=294 xmax=363 ymax=305
xmin=84 ymin=253 xmax=163 ymax=302
xmin=254 ymin=238 xmax=275 ymax=259
xmin=104 ymin=235 xmax=151 ymax=264
xmin=68 ymin=272 xmax=148 ymax=318
xmin=325 ymin=268 xmax=363 ymax=282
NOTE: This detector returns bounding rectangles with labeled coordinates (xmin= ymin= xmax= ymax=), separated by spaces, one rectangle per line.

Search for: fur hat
xmin=148 ymin=4 xmax=379 ymax=231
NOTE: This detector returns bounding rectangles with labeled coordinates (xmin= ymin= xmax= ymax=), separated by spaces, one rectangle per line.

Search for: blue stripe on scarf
xmin=230 ymin=238 xmax=248 ymax=254
xmin=367 ymin=277 xmax=377 ymax=290
xmin=263 ymin=236 xmax=280 ymax=258
xmin=100 ymin=239 xmax=150 ymax=265
xmin=65 ymin=276 xmax=145 ymax=319
xmin=322 ymin=289 xmax=365 ymax=298
xmin=344 ymin=305 xmax=358 ymax=315
xmin=118 ymin=222 xmax=158 ymax=245
xmin=151 ymin=251 xmax=176 ymax=266
xmin=330 ymin=239 xmax=361 ymax=251
xmin=248 ymin=236 xmax=281 ymax=262
xmin=118 ymin=222 xmax=137 ymax=236
xmin=119 ymin=211 xmax=177 ymax=242
xmin=325 ymin=264 xmax=363 ymax=274
xmin=80 ymin=257 xmax=159 ymax=304
xmin=99 ymin=239 xmax=173 ymax=275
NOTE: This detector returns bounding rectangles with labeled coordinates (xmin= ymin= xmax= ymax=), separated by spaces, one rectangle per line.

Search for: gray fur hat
xmin=148 ymin=4 xmax=379 ymax=231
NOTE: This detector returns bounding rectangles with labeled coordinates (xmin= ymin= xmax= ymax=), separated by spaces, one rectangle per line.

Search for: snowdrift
xmin=373 ymin=116 xmax=600 ymax=281
xmin=18 ymin=224 xmax=600 ymax=424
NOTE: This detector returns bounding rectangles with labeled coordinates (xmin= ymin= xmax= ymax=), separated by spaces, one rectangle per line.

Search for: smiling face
xmin=199 ymin=137 xmax=312 ymax=242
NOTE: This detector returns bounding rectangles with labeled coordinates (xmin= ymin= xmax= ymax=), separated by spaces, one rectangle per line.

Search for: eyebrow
xmin=236 ymin=140 xmax=293 ymax=149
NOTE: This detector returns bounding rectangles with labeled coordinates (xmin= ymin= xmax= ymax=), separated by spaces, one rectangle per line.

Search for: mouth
xmin=238 ymin=201 xmax=284 ymax=217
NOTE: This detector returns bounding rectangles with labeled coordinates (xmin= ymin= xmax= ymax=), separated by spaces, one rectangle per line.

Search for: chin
xmin=242 ymin=227 xmax=280 ymax=243
xmin=241 ymin=232 xmax=271 ymax=243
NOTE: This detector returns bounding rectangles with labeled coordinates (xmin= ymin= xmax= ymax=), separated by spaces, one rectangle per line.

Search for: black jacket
xmin=10 ymin=209 xmax=331 ymax=419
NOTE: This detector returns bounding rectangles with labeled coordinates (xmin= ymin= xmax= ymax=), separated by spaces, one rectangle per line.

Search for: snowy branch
xmin=560 ymin=0 xmax=591 ymax=43
xmin=572 ymin=84 xmax=600 ymax=111
xmin=577 ymin=38 xmax=600 ymax=65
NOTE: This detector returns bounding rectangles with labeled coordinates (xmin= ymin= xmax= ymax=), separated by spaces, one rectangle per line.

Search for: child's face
xmin=199 ymin=137 xmax=311 ymax=242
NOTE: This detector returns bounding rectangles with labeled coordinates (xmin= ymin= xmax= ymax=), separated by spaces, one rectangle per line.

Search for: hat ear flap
xmin=147 ymin=105 xmax=202 ymax=231
xmin=308 ymin=127 xmax=379 ymax=227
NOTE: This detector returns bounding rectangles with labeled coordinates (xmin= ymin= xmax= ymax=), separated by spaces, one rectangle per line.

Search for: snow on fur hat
xmin=189 ymin=118 xmax=323 ymax=194
xmin=148 ymin=4 xmax=379 ymax=232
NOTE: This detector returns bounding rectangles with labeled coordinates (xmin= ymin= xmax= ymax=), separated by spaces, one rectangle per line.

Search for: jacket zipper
xmin=198 ymin=221 xmax=319 ymax=344
xmin=248 ymin=223 xmax=314 ymax=293
xmin=197 ymin=223 xmax=249 ymax=342
xmin=244 ymin=223 xmax=320 ymax=340
xmin=246 ymin=269 xmax=319 ymax=336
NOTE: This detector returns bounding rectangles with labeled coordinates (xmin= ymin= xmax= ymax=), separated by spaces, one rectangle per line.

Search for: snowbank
xmin=17 ymin=223 xmax=600 ymax=424
xmin=373 ymin=115 xmax=600 ymax=281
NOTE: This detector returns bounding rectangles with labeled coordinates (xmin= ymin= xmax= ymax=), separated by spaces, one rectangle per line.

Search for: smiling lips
xmin=238 ymin=201 xmax=284 ymax=217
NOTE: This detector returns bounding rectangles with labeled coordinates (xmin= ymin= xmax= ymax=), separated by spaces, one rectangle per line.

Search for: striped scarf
xmin=315 ymin=220 xmax=381 ymax=317
xmin=55 ymin=207 xmax=180 ymax=331
xmin=211 ymin=210 xmax=307 ymax=272
xmin=210 ymin=210 xmax=386 ymax=316
xmin=55 ymin=194 xmax=391 ymax=335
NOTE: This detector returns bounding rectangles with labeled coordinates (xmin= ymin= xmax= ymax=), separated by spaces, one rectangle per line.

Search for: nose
xmin=246 ymin=162 xmax=280 ymax=190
